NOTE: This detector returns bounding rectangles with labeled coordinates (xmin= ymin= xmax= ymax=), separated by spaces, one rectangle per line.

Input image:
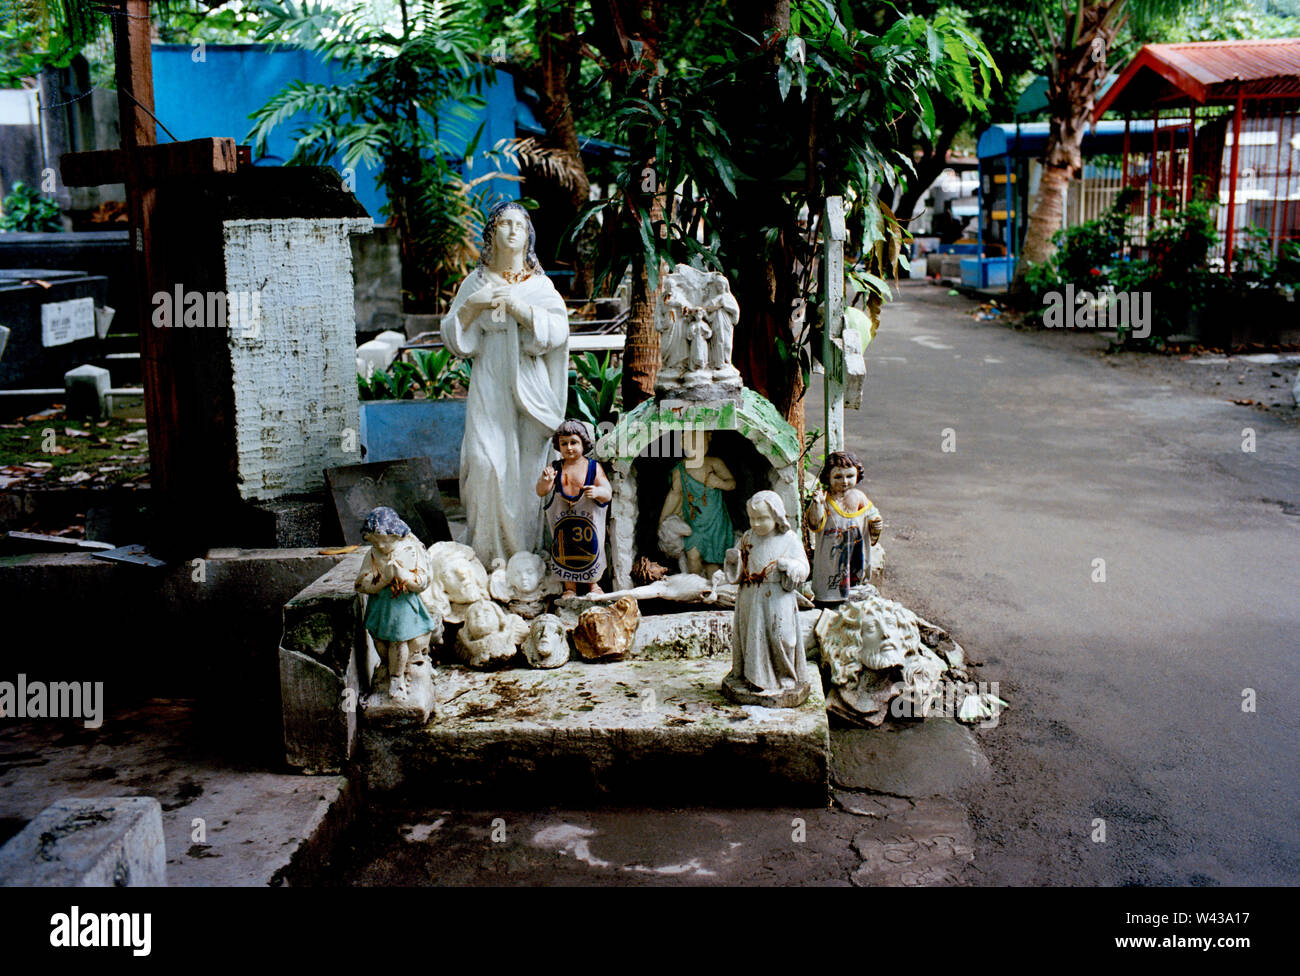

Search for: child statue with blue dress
xmin=354 ymin=507 xmax=441 ymax=701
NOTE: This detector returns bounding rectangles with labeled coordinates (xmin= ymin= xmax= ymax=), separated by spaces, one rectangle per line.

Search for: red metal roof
xmin=1094 ymin=38 xmax=1300 ymax=119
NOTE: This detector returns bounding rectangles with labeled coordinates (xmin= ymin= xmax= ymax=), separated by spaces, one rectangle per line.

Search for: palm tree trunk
xmin=590 ymin=0 xmax=663 ymax=407
xmin=1012 ymin=1 xmax=1122 ymax=292
xmin=528 ymin=0 xmax=591 ymax=280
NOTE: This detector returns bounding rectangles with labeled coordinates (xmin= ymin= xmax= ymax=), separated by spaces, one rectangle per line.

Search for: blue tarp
xmin=977 ymin=119 xmax=1187 ymax=159
xmin=150 ymin=43 xmax=521 ymax=222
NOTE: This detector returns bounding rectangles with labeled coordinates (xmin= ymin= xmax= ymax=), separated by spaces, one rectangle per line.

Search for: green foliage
xmin=0 ymin=181 xmax=62 ymax=232
xmin=570 ymin=1 xmax=998 ymax=392
xmin=800 ymin=425 xmax=825 ymax=483
xmin=246 ymin=0 xmax=510 ymax=308
xmin=1232 ymin=226 xmax=1300 ymax=297
xmin=357 ymin=347 xmax=469 ymax=400
xmin=566 ymin=350 xmax=621 ymax=429
xmin=0 ymin=14 xmax=81 ymax=85
xmin=1016 ymin=180 xmax=1300 ymax=346
xmin=408 ymin=347 xmax=471 ymax=399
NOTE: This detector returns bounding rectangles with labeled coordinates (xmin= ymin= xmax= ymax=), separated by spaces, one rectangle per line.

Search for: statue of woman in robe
xmin=442 ymin=202 xmax=569 ymax=570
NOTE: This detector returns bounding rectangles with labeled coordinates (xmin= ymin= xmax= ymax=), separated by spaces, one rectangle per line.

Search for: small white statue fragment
xmin=455 ymin=598 xmax=530 ymax=668
xmin=489 ymin=551 xmax=560 ymax=618
xmin=704 ymin=272 xmax=739 ymax=375
xmin=355 ymin=507 xmax=442 ymax=721
xmin=684 ymin=305 xmax=712 ymax=375
xmin=521 ymin=613 xmax=570 ymax=669
xmin=721 ymin=491 xmax=811 ymax=708
xmin=427 ymin=541 xmax=489 ymax=624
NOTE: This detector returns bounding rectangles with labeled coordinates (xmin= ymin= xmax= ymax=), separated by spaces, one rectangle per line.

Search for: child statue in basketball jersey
xmin=536 ymin=419 xmax=612 ymax=596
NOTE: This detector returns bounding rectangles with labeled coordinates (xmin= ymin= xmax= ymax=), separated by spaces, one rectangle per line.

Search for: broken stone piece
xmin=0 ymin=796 xmax=166 ymax=887
xmin=572 ymin=596 xmax=640 ymax=661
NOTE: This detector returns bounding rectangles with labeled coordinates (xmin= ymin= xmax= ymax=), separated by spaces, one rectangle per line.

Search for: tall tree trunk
xmin=528 ymin=0 xmax=591 ymax=277
xmin=1012 ymin=2 xmax=1120 ymax=292
xmin=589 ymin=0 xmax=663 ymax=408
xmin=722 ymin=0 xmax=805 ymax=432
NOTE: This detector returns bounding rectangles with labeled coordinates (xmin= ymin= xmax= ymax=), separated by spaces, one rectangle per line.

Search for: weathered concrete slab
xmin=0 ymin=796 xmax=165 ymax=886
xmin=279 ymin=551 xmax=367 ymax=772
xmin=362 ymin=659 xmax=830 ymax=805
xmin=830 ymin=719 xmax=991 ymax=797
xmin=0 ymin=700 xmax=354 ymax=886
xmin=0 ymin=547 xmax=346 ymax=764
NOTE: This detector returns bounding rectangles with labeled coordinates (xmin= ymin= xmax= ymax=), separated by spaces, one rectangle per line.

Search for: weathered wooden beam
xmin=822 ymin=196 xmax=846 ymax=454
xmin=60 ymin=138 xmax=239 ymax=187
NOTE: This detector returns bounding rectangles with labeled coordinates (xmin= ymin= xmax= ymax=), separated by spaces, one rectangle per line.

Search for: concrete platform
xmin=0 ymin=700 xmax=354 ymax=886
xmin=362 ymin=658 xmax=830 ymax=806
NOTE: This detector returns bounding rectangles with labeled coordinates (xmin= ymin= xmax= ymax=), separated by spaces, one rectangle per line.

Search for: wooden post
xmin=61 ymin=0 xmax=241 ymax=554
xmin=822 ymin=196 xmax=846 ymax=454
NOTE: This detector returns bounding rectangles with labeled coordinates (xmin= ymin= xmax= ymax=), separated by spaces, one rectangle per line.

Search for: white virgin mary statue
xmin=443 ymin=202 xmax=569 ymax=569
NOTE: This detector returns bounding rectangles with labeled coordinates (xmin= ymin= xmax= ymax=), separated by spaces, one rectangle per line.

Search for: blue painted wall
xmin=150 ymin=43 xmax=520 ymax=223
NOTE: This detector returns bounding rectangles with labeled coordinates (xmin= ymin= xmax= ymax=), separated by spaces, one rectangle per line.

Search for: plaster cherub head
xmin=464 ymin=599 xmax=504 ymax=640
xmin=456 ymin=598 xmax=529 ymax=668
xmin=746 ymin=490 xmax=790 ymax=537
xmin=444 ymin=554 xmax=487 ymax=605
xmin=426 ymin=541 xmax=489 ymax=622
xmin=490 ymin=551 xmax=552 ymax=604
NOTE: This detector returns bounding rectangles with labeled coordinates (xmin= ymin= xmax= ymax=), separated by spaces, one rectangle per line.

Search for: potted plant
xmin=358 ymin=349 xmax=470 ymax=478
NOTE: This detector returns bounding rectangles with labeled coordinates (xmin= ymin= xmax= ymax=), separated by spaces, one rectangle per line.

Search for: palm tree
xmin=1013 ymin=1 xmax=1216 ymax=291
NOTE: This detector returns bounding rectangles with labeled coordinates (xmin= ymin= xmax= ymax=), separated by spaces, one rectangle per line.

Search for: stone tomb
xmin=279 ymin=556 xmax=830 ymax=803
xmin=278 ymin=261 xmax=827 ymax=803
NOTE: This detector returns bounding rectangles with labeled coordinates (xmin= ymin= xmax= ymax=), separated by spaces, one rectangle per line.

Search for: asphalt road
xmin=828 ymin=280 xmax=1300 ymax=885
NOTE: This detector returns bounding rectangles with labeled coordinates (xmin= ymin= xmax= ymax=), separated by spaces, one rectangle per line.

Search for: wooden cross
xmin=58 ymin=0 xmax=239 ymax=499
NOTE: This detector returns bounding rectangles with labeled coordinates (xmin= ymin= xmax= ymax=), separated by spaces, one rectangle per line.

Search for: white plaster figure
xmin=654 ymin=264 xmax=741 ymax=385
xmin=721 ymin=491 xmax=810 ymax=708
xmin=703 ymin=271 xmax=739 ymax=373
xmin=489 ymin=551 xmax=560 ymax=617
xmin=442 ymin=201 xmax=569 ymax=570
xmin=426 ymin=541 xmax=489 ymax=624
xmin=657 ymin=429 xmax=735 ymax=578
xmin=656 ymin=279 xmax=692 ymax=377
xmin=355 ymin=507 xmax=441 ymax=702
xmin=684 ymin=305 xmax=712 ymax=373
xmin=815 ymin=592 xmax=949 ymax=726
xmin=455 ymin=598 xmax=529 ymax=668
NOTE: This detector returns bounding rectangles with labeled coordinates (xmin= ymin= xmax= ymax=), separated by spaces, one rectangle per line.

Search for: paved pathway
xmin=828 ymin=280 xmax=1300 ymax=885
